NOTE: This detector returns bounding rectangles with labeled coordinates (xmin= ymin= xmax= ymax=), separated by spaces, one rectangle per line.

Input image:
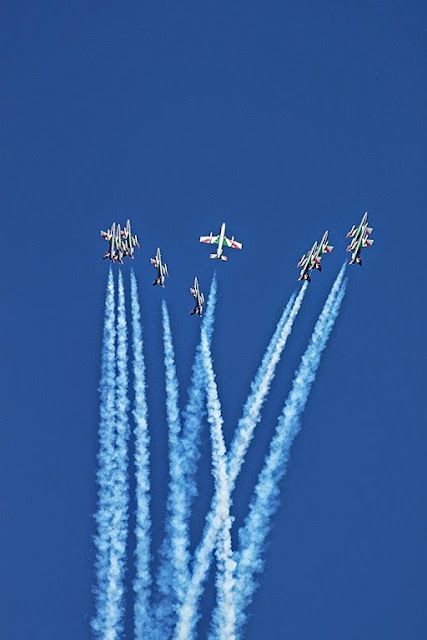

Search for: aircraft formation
xmin=100 ymin=213 xmax=374 ymax=314
xmin=100 ymin=219 xmax=140 ymax=264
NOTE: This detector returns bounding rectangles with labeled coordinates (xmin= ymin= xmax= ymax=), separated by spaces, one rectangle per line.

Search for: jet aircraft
xmin=312 ymin=231 xmax=334 ymax=271
xmin=121 ymin=218 xmax=140 ymax=258
xmin=200 ymin=222 xmax=242 ymax=260
xmin=297 ymin=241 xmax=318 ymax=282
xmin=346 ymin=212 xmax=374 ymax=265
xmin=101 ymin=220 xmax=139 ymax=263
xmin=190 ymin=277 xmax=205 ymax=316
xmin=101 ymin=222 xmax=123 ymax=263
xmin=150 ymin=247 xmax=169 ymax=286
xmin=115 ymin=223 xmax=125 ymax=264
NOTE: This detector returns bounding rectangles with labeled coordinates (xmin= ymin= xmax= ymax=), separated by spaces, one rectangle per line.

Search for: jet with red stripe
xmin=297 ymin=230 xmax=333 ymax=282
xmin=101 ymin=222 xmax=125 ymax=264
xmin=200 ymin=222 xmax=243 ymax=261
xmin=121 ymin=218 xmax=140 ymax=259
xmin=297 ymin=241 xmax=318 ymax=283
xmin=151 ymin=247 xmax=169 ymax=287
xmin=311 ymin=230 xmax=334 ymax=271
xmin=346 ymin=212 xmax=374 ymax=265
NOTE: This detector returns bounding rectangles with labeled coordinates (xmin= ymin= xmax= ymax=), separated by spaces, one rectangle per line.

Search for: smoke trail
xmin=101 ymin=270 xmax=131 ymax=638
xmin=92 ymin=269 xmax=116 ymax=638
xmin=174 ymin=286 xmax=306 ymax=639
xmin=181 ymin=273 xmax=217 ymax=525
xmin=155 ymin=276 xmax=217 ymax=637
xmin=200 ymin=330 xmax=236 ymax=640
xmin=228 ymin=284 xmax=307 ymax=491
xmin=155 ymin=301 xmax=188 ymax=636
xmin=233 ymin=266 xmax=347 ymax=637
xmin=130 ymin=271 xmax=153 ymax=639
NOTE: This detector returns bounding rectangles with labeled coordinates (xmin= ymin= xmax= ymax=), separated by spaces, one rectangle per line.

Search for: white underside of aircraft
xmin=200 ymin=222 xmax=242 ymax=260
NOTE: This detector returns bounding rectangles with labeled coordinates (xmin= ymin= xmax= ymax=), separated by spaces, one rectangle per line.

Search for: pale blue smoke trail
xmin=200 ymin=330 xmax=236 ymax=640
xmin=130 ymin=271 xmax=153 ymax=639
xmin=233 ymin=266 xmax=347 ymax=637
xmin=228 ymin=284 xmax=306 ymax=491
xmin=155 ymin=276 xmax=217 ymax=637
xmin=100 ymin=270 xmax=131 ymax=639
xmin=181 ymin=274 xmax=217 ymax=527
xmin=174 ymin=286 xmax=304 ymax=640
xmin=180 ymin=276 xmax=217 ymax=549
xmin=155 ymin=301 xmax=188 ymax=636
xmin=92 ymin=269 xmax=116 ymax=638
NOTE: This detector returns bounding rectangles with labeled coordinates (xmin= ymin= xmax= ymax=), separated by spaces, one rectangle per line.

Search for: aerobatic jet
xmin=150 ymin=247 xmax=169 ymax=286
xmin=311 ymin=231 xmax=334 ymax=271
xmin=121 ymin=218 xmax=140 ymax=258
xmin=200 ymin=222 xmax=242 ymax=261
xmin=190 ymin=277 xmax=205 ymax=316
xmin=346 ymin=212 xmax=374 ymax=265
xmin=115 ymin=223 xmax=125 ymax=264
xmin=101 ymin=222 xmax=122 ymax=263
xmin=297 ymin=241 xmax=318 ymax=282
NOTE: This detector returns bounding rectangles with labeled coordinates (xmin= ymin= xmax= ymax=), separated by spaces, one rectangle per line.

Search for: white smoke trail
xmin=174 ymin=286 xmax=306 ymax=640
xmin=200 ymin=330 xmax=236 ymax=640
xmin=181 ymin=274 xmax=217 ymax=525
xmin=155 ymin=301 xmax=188 ymax=636
xmin=233 ymin=266 xmax=347 ymax=637
xmin=228 ymin=284 xmax=307 ymax=491
xmin=155 ymin=276 xmax=217 ymax=637
xmin=130 ymin=271 xmax=153 ymax=639
xmin=101 ymin=270 xmax=131 ymax=639
xmin=92 ymin=269 xmax=116 ymax=638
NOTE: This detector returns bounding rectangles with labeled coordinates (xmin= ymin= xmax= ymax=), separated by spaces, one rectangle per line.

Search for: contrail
xmin=174 ymin=286 xmax=305 ymax=640
xmin=102 ymin=270 xmax=131 ymax=639
xmin=155 ymin=301 xmax=188 ymax=636
xmin=200 ymin=330 xmax=236 ymax=640
xmin=130 ymin=271 xmax=153 ymax=639
xmin=233 ymin=265 xmax=347 ymax=637
xmin=92 ymin=269 xmax=116 ymax=638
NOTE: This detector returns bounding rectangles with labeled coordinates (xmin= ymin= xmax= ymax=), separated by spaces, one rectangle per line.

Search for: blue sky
xmin=1 ymin=1 xmax=426 ymax=638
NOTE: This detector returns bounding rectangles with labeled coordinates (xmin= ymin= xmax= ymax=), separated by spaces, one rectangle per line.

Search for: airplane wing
xmin=346 ymin=226 xmax=358 ymax=239
xmin=224 ymin=236 xmax=242 ymax=249
xmin=200 ymin=234 xmax=220 ymax=244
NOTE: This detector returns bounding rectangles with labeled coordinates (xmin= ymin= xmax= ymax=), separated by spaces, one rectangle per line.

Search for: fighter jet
xmin=200 ymin=222 xmax=242 ymax=261
xmin=346 ymin=212 xmax=374 ymax=265
xmin=190 ymin=277 xmax=205 ymax=316
xmin=150 ymin=247 xmax=169 ymax=286
xmin=311 ymin=231 xmax=334 ymax=271
xmin=101 ymin=222 xmax=121 ymax=263
xmin=121 ymin=219 xmax=140 ymax=258
xmin=115 ymin=223 xmax=125 ymax=264
xmin=297 ymin=241 xmax=318 ymax=282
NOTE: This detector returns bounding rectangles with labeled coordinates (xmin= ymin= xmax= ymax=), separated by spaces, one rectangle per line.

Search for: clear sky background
xmin=1 ymin=1 xmax=426 ymax=638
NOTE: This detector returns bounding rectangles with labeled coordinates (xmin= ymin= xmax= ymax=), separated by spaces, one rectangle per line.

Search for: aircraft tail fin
xmin=219 ymin=255 xmax=228 ymax=261
xmin=209 ymin=253 xmax=218 ymax=259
